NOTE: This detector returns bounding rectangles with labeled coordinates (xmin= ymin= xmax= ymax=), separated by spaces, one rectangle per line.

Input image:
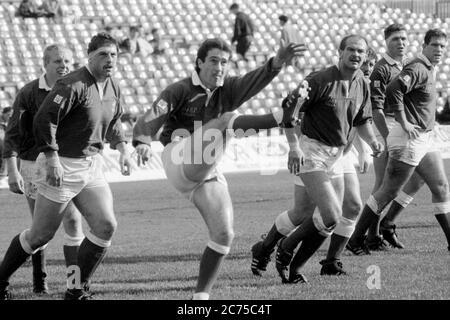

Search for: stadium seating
xmin=1 ymin=0 xmax=450 ymax=116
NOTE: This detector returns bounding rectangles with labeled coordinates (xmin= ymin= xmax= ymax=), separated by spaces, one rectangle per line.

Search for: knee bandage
xmin=312 ymin=213 xmax=334 ymax=237
xmin=367 ymin=195 xmax=380 ymax=215
xmin=333 ymin=216 xmax=356 ymax=238
xmin=275 ymin=211 xmax=296 ymax=236
xmin=64 ymin=233 xmax=84 ymax=247
xmin=394 ymin=191 xmax=414 ymax=208
xmin=207 ymin=240 xmax=230 ymax=255
xmin=433 ymin=201 xmax=450 ymax=215
xmin=19 ymin=229 xmax=39 ymax=255
xmin=86 ymin=231 xmax=111 ymax=248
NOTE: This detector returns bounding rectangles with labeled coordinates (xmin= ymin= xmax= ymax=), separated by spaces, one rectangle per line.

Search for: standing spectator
xmin=230 ymin=3 xmax=254 ymax=62
xmin=149 ymin=28 xmax=166 ymax=56
xmin=278 ymin=15 xmax=304 ymax=69
xmin=120 ymin=26 xmax=153 ymax=57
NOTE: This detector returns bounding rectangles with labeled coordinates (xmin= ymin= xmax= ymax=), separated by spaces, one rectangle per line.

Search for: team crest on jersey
xmin=374 ymin=80 xmax=380 ymax=88
xmin=53 ymin=94 xmax=63 ymax=104
xmin=401 ymin=75 xmax=411 ymax=84
xmin=156 ymin=99 xmax=168 ymax=110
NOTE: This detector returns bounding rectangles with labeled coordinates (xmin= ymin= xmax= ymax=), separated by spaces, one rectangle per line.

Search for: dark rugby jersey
xmin=133 ymin=59 xmax=280 ymax=146
xmin=34 ymin=67 xmax=126 ymax=158
xmin=386 ymin=54 xmax=436 ymax=131
xmin=369 ymin=54 xmax=403 ymax=116
xmin=299 ymin=66 xmax=372 ymax=147
xmin=3 ymin=76 xmax=51 ymax=161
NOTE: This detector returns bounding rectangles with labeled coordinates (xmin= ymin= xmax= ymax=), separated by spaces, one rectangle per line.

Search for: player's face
xmin=422 ymin=36 xmax=447 ymax=65
xmin=340 ymin=38 xmax=367 ymax=71
xmin=198 ymin=48 xmax=231 ymax=90
xmin=386 ymin=31 xmax=408 ymax=59
xmin=89 ymin=44 xmax=118 ymax=81
xmin=361 ymin=58 xmax=376 ymax=77
xmin=45 ymin=49 xmax=73 ymax=80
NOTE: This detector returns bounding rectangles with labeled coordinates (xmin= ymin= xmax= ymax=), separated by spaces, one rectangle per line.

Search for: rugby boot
xmin=275 ymin=238 xmax=294 ymax=284
xmin=380 ymin=223 xmax=405 ymax=249
xmin=251 ymin=240 xmax=274 ymax=276
xmin=319 ymin=258 xmax=347 ymax=276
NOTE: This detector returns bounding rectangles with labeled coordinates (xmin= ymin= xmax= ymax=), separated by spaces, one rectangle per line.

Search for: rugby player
xmin=2 ymin=45 xmax=84 ymax=295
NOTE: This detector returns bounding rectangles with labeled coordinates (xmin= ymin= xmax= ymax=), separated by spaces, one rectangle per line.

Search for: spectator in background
xmin=17 ymin=0 xmax=46 ymax=18
xmin=120 ymin=26 xmax=153 ymax=57
xmin=0 ymin=107 xmax=13 ymax=181
xmin=39 ymin=0 xmax=64 ymax=22
xmin=230 ymin=3 xmax=254 ymax=62
xmin=149 ymin=28 xmax=166 ymax=56
xmin=278 ymin=15 xmax=305 ymax=69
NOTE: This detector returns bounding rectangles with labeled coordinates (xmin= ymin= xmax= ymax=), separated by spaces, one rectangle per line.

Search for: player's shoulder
xmin=164 ymin=77 xmax=192 ymax=96
xmin=16 ymin=78 xmax=39 ymax=99
xmin=304 ymin=65 xmax=338 ymax=85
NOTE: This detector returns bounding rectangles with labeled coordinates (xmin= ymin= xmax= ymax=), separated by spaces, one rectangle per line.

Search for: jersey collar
xmin=191 ymin=71 xmax=224 ymax=91
xmin=382 ymin=53 xmax=403 ymax=69
xmin=38 ymin=74 xmax=52 ymax=91
xmin=417 ymin=53 xmax=433 ymax=68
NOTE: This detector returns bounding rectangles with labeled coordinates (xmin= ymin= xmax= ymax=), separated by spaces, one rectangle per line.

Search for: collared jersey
xmin=34 ymin=67 xmax=126 ymax=158
xmin=133 ymin=59 xmax=280 ymax=146
xmin=369 ymin=53 xmax=403 ymax=116
xmin=3 ymin=76 xmax=51 ymax=160
xmin=300 ymin=66 xmax=372 ymax=147
xmin=386 ymin=54 xmax=436 ymax=131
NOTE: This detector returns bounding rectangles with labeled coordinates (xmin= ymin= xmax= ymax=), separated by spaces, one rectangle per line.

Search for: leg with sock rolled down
xmin=251 ymin=184 xmax=314 ymax=276
xmin=348 ymin=158 xmax=416 ymax=254
xmin=191 ymin=180 xmax=234 ymax=300
xmin=414 ymin=152 xmax=450 ymax=250
xmin=379 ymin=172 xmax=424 ymax=249
xmin=0 ymin=193 xmax=66 ymax=300
xmin=322 ymin=171 xmax=360 ymax=275
xmin=277 ymin=171 xmax=341 ymax=283
xmin=61 ymin=201 xmax=84 ymax=290
xmin=67 ymin=184 xmax=117 ymax=300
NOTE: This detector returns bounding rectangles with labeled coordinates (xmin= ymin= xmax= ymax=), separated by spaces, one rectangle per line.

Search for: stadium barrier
xmin=2 ymin=124 xmax=450 ymax=188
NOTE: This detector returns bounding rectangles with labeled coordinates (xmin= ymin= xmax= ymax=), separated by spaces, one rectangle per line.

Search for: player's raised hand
xmin=272 ymin=39 xmax=307 ymax=69
xmin=8 ymin=170 xmax=24 ymax=194
xmin=135 ymin=143 xmax=153 ymax=166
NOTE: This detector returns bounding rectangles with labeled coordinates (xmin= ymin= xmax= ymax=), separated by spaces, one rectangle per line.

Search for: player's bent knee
xmin=211 ymin=229 xmax=234 ymax=246
xmin=312 ymin=214 xmax=336 ymax=237
xmin=343 ymin=199 xmax=362 ymax=220
xmin=275 ymin=211 xmax=296 ymax=236
xmin=334 ymin=216 xmax=356 ymax=238
xmin=26 ymin=229 xmax=54 ymax=251
xmin=431 ymin=180 xmax=449 ymax=200
xmin=91 ymin=219 xmax=117 ymax=240
xmin=207 ymin=240 xmax=231 ymax=255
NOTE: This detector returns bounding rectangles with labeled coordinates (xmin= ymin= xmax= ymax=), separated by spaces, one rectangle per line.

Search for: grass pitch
xmin=0 ymin=166 xmax=449 ymax=300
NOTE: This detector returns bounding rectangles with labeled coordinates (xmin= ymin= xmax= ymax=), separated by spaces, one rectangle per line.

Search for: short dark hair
xmin=87 ymin=32 xmax=119 ymax=54
xmin=366 ymin=46 xmax=378 ymax=62
xmin=229 ymin=3 xmax=239 ymax=10
xmin=339 ymin=34 xmax=368 ymax=51
xmin=279 ymin=15 xmax=288 ymax=23
xmin=151 ymin=28 xmax=159 ymax=34
xmin=424 ymin=28 xmax=447 ymax=45
xmin=2 ymin=107 xmax=12 ymax=114
xmin=384 ymin=23 xmax=406 ymax=40
xmin=195 ymin=38 xmax=232 ymax=73
xmin=130 ymin=25 xmax=139 ymax=32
